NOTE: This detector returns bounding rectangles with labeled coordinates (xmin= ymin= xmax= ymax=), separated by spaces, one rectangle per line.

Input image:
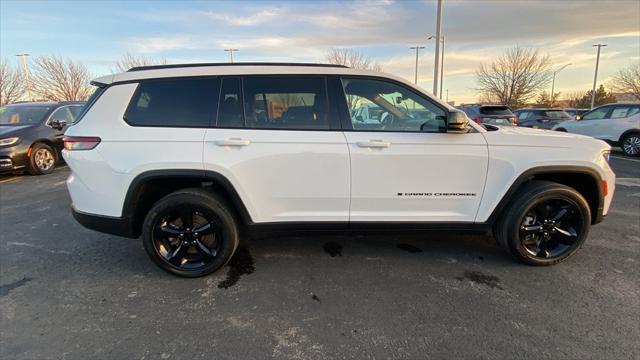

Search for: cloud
xmin=124 ymin=36 xmax=197 ymax=53
xmin=200 ymin=8 xmax=281 ymax=26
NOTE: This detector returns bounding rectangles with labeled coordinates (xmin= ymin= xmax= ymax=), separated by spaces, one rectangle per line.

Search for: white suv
xmin=63 ymin=63 xmax=615 ymax=277
xmin=553 ymin=103 xmax=640 ymax=156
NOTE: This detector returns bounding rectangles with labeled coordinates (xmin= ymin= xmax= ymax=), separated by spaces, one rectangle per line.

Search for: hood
xmin=482 ymin=124 xmax=609 ymax=150
xmin=0 ymin=125 xmax=34 ymax=138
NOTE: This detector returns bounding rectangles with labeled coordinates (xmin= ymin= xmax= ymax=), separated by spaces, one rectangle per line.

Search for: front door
xmin=569 ymin=105 xmax=613 ymax=138
xmin=339 ymin=77 xmax=488 ymax=223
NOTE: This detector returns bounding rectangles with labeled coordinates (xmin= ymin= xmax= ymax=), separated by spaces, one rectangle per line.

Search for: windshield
xmin=0 ymin=106 xmax=52 ymax=126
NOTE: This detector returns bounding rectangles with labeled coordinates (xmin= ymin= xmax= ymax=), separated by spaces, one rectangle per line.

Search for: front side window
xmin=125 ymin=77 xmax=220 ymax=127
xmin=48 ymin=106 xmax=74 ymax=125
xmin=242 ymin=77 xmax=329 ymax=130
xmin=582 ymin=106 xmax=610 ymax=121
xmin=341 ymin=78 xmax=446 ymax=132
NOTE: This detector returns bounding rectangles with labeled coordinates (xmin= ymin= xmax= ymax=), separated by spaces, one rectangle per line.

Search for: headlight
xmin=602 ymin=150 xmax=611 ymax=163
xmin=0 ymin=137 xmax=19 ymax=146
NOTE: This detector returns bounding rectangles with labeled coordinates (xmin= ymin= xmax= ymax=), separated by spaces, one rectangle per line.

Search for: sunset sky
xmin=1 ymin=0 xmax=639 ymax=103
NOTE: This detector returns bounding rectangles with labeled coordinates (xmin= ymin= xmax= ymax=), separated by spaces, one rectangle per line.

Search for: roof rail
xmin=127 ymin=62 xmax=349 ymax=72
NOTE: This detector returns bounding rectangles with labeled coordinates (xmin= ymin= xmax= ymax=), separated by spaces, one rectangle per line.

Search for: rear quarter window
xmin=479 ymin=106 xmax=512 ymax=115
xmin=124 ymin=77 xmax=220 ymax=127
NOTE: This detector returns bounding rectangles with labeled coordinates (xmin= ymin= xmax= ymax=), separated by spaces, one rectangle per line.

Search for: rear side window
xmin=544 ymin=110 xmax=572 ymax=119
xmin=125 ymin=77 xmax=220 ymax=127
xmin=480 ymin=106 xmax=512 ymax=115
xmin=242 ymin=77 xmax=329 ymax=130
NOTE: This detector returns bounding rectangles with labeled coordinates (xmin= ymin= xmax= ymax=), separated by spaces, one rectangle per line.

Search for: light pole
xmin=15 ymin=53 xmax=32 ymax=100
xmin=590 ymin=44 xmax=606 ymax=109
xmin=410 ymin=46 xmax=425 ymax=85
xmin=439 ymin=35 xmax=445 ymax=99
xmin=224 ymin=48 xmax=239 ymax=63
xmin=550 ymin=63 xmax=571 ymax=106
xmin=432 ymin=0 xmax=443 ymax=97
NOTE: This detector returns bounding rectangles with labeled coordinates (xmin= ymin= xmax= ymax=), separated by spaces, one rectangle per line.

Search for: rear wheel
xmin=621 ymin=133 xmax=640 ymax=157
xmin=142 ymin=188 xmax=239 ymax=277
xmin=27 ymin=143 xmax=56 ymax=175
xmin=494 ymin=181 xmax=591 ymax=266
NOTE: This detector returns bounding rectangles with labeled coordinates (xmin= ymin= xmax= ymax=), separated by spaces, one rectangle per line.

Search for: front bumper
xmin=0 ymin=143 xmax=29 ymax=173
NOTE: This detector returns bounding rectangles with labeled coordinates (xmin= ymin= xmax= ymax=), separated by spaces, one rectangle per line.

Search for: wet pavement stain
xmin=323 ymin=242 xmax=342 ymax=257
xmin=457 ymin=270 xmax=503 ymax=290
xmin=311 ymin=294 xmax=320 ymax=302
xmin=218 ymin=247 xmax=255 ymax=289
xmin=0 ymin=277 xmax=32 ymax=297
xmin=396 ymin=243 xmax=423 ymax=253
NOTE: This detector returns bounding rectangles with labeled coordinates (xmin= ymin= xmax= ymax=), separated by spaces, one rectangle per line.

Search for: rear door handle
xmin=357 ymin=140 xmax=391 ymax=148
xmin=214 ymin=138 xmax=251 ymax=147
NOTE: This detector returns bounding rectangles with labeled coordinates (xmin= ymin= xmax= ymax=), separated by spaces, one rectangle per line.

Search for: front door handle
xmin=357 ymin=140 xmax=391 ymax=148
xmin=215 ymin=138 xmax=251 ymax=147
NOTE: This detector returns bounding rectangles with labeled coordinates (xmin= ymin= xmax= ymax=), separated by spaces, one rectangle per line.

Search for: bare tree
xmin=325 ymin=48 xmax=383 ymax=72
xmin=475 ymin=46 xmax=552 ymax=108
xmin=30 ymin=56 xmax=92 ymax=101
xmin=113 ymin=53 xmax=167 ymax=73
xmin=610 ymin=62 xmax=640 ymax=100
xmin=564 ymin=90 xmax=588 ymax=108
xmin=0 ymin=59 xmax=25 ymax=106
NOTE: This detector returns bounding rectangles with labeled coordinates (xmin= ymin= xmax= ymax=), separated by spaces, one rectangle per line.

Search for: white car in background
xmin=553 ymin=103 xmax=640 ymax=156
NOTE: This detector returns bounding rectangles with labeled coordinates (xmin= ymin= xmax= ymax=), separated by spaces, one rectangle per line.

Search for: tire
xmin=27 ymin=143 xmax=56 ymax=175
xmin=621 ymin=132 xmax=640 ymax=157
xmin=494 ymin=181 xmax=591 ymax=266
xmin=555 ymin=128 xmax=567 ymax=132
xmin=142 ymin=188 xmax=239 ymax=277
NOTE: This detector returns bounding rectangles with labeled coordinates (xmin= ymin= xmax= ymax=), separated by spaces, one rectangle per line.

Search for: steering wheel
xmin=380 ymin=111 xmax=395 ymax=129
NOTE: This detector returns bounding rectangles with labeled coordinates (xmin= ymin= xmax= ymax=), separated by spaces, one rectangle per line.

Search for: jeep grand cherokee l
xmin=63 ymin=63 xmax=615 ymax=277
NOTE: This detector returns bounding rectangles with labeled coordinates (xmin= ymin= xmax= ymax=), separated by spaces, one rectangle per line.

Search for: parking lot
xmin=0 ymin=153 xmax=638 ymax=359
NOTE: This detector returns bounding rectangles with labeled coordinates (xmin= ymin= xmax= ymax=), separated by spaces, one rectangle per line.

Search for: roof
xmin=92 ymin=63 xmax=407 ymax=87
xmin=5 ymin=101 xmax=84 ymax=107
xmin=514 ymin=108 xmax=565 ymax=111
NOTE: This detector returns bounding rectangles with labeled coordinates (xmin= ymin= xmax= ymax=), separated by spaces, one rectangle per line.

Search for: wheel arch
xmin=486 ymin=166 xmax=605 ymax=226
xmin=122 ymin=169 xmax=253 ymax=238
xmin=28 ymin=139 xmax=58 ymax=158
xmin=618 ymin=128 xmax=640 ymax=143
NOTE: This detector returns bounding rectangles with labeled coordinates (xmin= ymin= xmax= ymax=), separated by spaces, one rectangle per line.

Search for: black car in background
xmin=456 ymin=104 xmax=517 ymax=126
xmin=513 ymin=108 xmax=573 ymax=129
xmin=0 ymin=101 xmax=84 ymax=175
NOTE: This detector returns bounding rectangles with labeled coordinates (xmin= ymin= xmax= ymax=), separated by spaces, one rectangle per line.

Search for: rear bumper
xmin=71 ymin=206 xmax=137 ymax=238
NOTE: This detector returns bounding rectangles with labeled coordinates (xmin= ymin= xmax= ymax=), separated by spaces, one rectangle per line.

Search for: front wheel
xmin=621 ymin=133 xmax=640 ymax=157
xmin=27 ymin=143 xmax=56 ymax=175
xmin=494 ymin=181 xmax=591 ymax=266
xmin=142 ymin=188 xmax=239 ymax=277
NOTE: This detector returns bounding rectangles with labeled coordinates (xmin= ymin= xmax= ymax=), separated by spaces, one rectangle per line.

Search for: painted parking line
xmin=611 ymin=156 xmax=640 ymax=163
xmin=616 ymin=178 xmax=640 ymax=187
xmin=0 ymin=177 xmax=22 ymax=185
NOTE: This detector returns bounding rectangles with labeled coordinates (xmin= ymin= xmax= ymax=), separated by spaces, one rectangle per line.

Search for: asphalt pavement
xmin=1 ymin=153 xmax=638 ymax=359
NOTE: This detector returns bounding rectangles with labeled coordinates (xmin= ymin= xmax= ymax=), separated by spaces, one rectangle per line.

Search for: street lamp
xmin=550 ymin=63 xmax=571 ymax=106
xmin=15 ymin=53 xmax=32 ymax=100
xmin=428 ymin=34 xmax=445 ymax=99
xmin=590 ymin=44 xmax=607 ymax=109
xmin=409 ymin=46 xmax=426 ymax=85
xmin=432 ymin=0 xmax=443 ymax=97
xmin=224 ymin=48 xmax=239 ymax=63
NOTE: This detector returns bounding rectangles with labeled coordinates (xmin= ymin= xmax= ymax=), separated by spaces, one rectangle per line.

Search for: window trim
xmin=336 ymin=75 xmax=450 ymax=133
xmin=122 ymin=76 xmax=221 ymax=129
xmin=581 ymin=105 xmax=613 ymax=121
xmin=45 ymin=105 xmax=82 ymax=128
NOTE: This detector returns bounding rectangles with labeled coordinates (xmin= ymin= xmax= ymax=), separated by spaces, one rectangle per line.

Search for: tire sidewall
xmin=622 ymin=133 xmax=640 ymax=157
xmin=142 ymin=190 xmax=239 ymax=277
xmin=501 ymin=184 xmax=591 ymax=266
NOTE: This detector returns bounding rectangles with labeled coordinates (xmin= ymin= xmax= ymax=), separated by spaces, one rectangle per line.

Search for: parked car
xmin=456 ymin=104 xmax=517 ymax=126
xmin=562 ymin=108 xmax=589 ymax=119
xmin=64 ymin=63 xmax=614 ymax=277
xmin=553 ymin=103 xmax=640 ymax=156
xmin=0 ymin=101 xmax=84 ymax=174
xmin=513 ymin=108 xmax=573 ymax=129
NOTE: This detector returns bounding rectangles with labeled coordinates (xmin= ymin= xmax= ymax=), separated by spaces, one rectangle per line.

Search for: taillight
xmin=63 ymin=136 xmax=101 ymax=151
xmin=513 ymin=116 xmax=518 ymax=125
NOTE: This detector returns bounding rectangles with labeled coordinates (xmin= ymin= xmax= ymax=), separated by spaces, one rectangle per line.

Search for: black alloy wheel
xmin=142 ymin=188 xmax=239 ymax=277
xmin=518 ymin=198 xmax=584 ymax=259
xmin=495 ymin=180 xmax=591 ymax=266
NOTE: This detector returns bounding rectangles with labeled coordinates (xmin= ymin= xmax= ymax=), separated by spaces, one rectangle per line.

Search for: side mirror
xmin=50 ymin=119 xmax=67 ymax=130
xmin=447 ymin=110 xmax=468 ymax=132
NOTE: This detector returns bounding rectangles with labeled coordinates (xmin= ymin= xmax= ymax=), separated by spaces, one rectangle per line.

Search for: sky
xmin=1 ymin=0 xmax=639 ymax=104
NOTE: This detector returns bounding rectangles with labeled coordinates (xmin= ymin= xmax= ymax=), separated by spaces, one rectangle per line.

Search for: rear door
xmin=339 ymin=77 xmax=488 ymax=223
xmin=203 ymin=76 xmax=350 ymax=223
